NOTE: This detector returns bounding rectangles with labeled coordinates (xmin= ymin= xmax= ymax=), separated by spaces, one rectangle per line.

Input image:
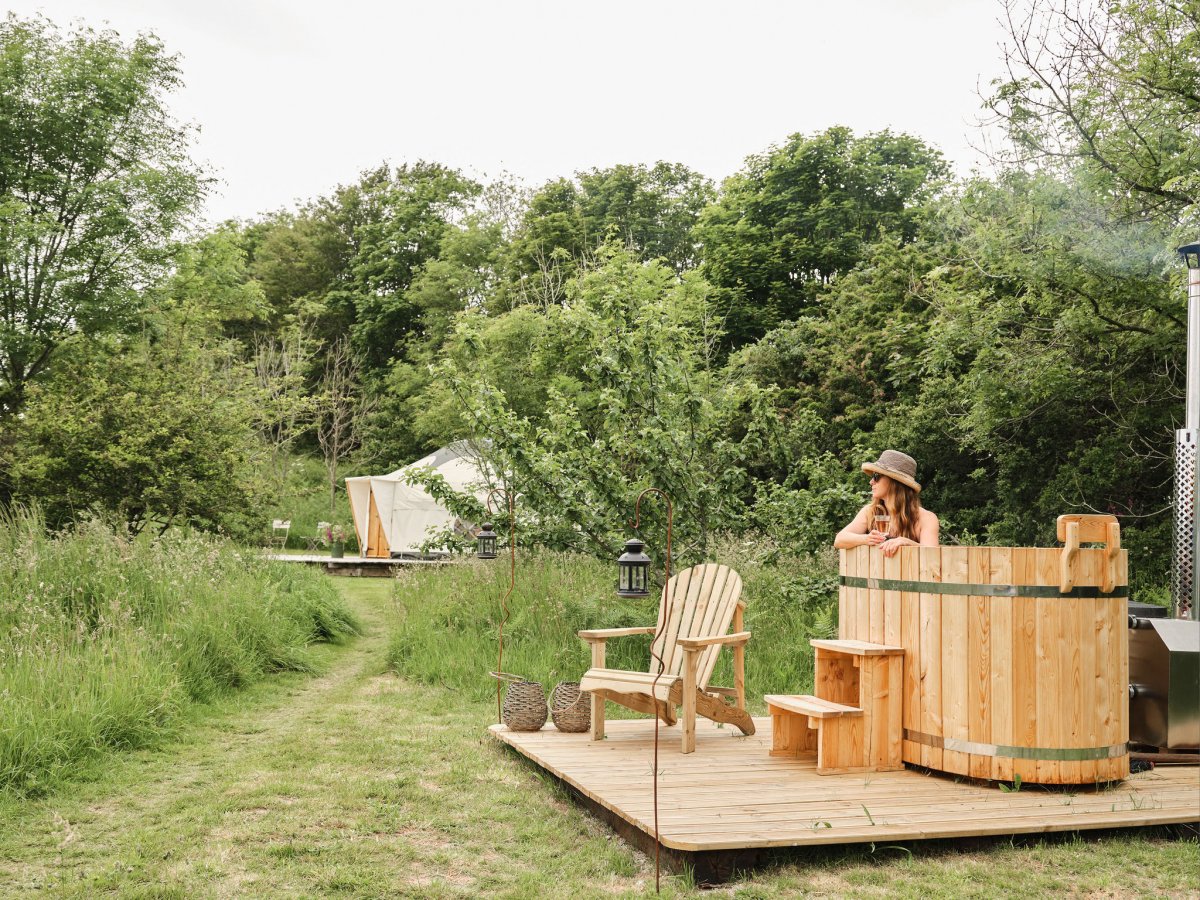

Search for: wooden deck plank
xmin=489 ymin=718 xmax=1199 ymax=853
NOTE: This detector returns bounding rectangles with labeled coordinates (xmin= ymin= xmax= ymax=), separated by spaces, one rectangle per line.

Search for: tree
xmin=151 ymin=225 xmax=269 ymax=340
xmin=729 ymin=169 xmax=1182 ymax=572
xmin=3 ymin=339 xmax=265 ymax=538
xmin=698 ymin=127 xmax=948 ymax=349
xmin=0 ymin=15 xmax=205 ymax=415
xmin=337 ymin=163 xmax=481 ymax=374
xmin=315 ymin=337 xmax=374 ymax=515
xmin=502 ymin=162 xmax=714 ymax=309
xmin=430 ymin=245 xmax=762 ymax=563
xmin=987 ymin=0 xmax=1200 ymax=222
xmin=253 ymin=325 xmax=317 ymax=488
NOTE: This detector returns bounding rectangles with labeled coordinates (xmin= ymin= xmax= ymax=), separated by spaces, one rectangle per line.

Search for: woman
xmin=834 ymin=450 xmax=939 ymax=557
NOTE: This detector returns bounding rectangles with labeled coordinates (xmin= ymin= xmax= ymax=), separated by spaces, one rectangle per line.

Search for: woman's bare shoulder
xmin=920 ymin=508 xmax=939 ymax=523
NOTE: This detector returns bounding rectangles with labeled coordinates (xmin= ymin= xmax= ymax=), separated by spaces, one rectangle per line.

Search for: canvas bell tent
xmin=346 ymin=442 xmax=490 ymax=557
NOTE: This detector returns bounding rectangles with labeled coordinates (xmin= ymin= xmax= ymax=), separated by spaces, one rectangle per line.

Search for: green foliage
xmin=4 ymin=338 xmax=267 ymax=539
xmin=0 ymin=14 xmax=205 ymax=414
xmin=336 ymin=162 xmax=482 ymax=374
xmin=154 ymin=225 xmax=270 ymax=335
xmin=504 ymin=162 xmax=715 ymax=303
xmin=725 ymin=172 xmax=1183 ymax=575
xmin=988 ymin=0 xmax=1200 ymax=221
xmin=0 ymin=508 xmax=359 ymax=795
xmin=699 ymin=126 xmax=948 ymax=348
xmin=429 ymin=244 xmax=758 ymax=562
xmin=877 ymin=174 xmax=1180 ymax=563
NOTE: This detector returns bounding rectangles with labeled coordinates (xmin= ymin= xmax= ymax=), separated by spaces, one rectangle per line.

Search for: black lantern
xmin=1179 ymin=242 xmax=1200 ymax=269
xmin=616 ymin=538 xmax=651 ymax=598
xmin=476 ymin=523 xmax=498 ymax=560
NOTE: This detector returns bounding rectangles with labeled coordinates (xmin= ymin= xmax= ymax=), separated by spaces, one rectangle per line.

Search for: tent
xmin=345 ymin=442 xmax=490 ymax=558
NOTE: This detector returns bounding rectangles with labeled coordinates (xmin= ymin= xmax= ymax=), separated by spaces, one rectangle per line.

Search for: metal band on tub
xmin=903 ymin=729 xmax=1128 ymax=761
xmin=839 ymin=575 xmax=1128 ymax=599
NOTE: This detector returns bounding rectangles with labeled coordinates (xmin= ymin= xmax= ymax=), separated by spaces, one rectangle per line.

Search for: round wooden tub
xmin=838 ymin=519 xmax=1129 ymax=784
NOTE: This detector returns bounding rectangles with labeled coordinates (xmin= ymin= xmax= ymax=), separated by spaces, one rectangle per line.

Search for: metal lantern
xmin=476 ymin=522 xmax=498 ymax=560
xmin=616 ymin=538 xmax=651 ymax=598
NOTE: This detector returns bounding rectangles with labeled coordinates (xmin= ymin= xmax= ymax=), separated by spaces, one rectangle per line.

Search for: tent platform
xmin=265 ymin=553 xmax=448 ymax=577
xmin=489 ymin=718 xmax=1200 ymax=883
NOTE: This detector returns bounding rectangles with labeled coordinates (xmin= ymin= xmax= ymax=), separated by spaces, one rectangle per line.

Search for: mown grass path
xmin=0 ymin=579 xmax=644 ymax=898
xmin=0 ymin=577 xmax=1196 ymax=898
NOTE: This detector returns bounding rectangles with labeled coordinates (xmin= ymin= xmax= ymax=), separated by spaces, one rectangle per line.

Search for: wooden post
xmin=590 ymin=639 xmax=606 ymax=741
xmin=682 ymin=648 xmax=699 ymax=753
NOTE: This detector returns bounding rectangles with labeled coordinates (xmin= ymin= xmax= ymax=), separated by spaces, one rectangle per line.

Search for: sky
xmin=9 ymin=0 xmax=1014 ymax=225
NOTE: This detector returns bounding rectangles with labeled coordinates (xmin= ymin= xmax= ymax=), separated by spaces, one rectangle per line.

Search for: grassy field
xmin=0 ymin=570 xmax=1195 ymax=897
xmin=0 ymin=510 xmax=359 ymax=796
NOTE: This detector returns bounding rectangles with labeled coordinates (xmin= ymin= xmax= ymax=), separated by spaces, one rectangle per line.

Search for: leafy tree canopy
xmin=4 ymin=338 xmax=266 ymax=538
xmin=503 ymin=162 xmax=715 ymax=308
xmin=0 ymin=14 xmax=205 ymax=415
xmin=988 ymin=0 xmax=1200 ymax=222
xmin=698 ymin=126 xmax=948 ymax=350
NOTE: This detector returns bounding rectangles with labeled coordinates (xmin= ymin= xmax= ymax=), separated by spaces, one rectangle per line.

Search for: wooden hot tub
xmin=838 ymin=516 xmax=1129 ymax=784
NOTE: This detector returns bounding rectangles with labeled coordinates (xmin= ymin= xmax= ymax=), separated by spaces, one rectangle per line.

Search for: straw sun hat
xmin=861 ymin=450 xmax=921 ymax=493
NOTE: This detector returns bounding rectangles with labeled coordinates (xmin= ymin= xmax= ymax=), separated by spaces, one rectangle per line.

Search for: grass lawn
xmin=0 ymin=576 xmax=1195 ymax=898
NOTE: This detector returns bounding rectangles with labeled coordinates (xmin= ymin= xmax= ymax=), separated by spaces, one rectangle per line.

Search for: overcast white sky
xmin=10 ymin=0 xmax=1013 ymax=225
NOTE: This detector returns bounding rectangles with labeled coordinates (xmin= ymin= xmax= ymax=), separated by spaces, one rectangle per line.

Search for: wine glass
xmin=874 ymin=507 xmax=891 ymax=539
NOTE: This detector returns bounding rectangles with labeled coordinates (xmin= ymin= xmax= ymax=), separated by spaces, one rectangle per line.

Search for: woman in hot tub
xmin=834 ymin=450 xmax=939 ymax=557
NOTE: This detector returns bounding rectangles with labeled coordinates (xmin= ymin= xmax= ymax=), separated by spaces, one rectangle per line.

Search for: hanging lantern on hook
xmin=616 ymin=538 xmax=651 ymax=598
xmin=476 ymin=522 xmax=498 ymax=560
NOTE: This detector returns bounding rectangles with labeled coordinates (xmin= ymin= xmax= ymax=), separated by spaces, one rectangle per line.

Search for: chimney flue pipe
xmin=1174 ymin=242 xmax=1200 ymax=620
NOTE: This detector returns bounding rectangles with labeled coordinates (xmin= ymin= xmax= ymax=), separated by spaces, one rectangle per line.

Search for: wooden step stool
xmin=766 ymin=639 xmax=905 ymax=775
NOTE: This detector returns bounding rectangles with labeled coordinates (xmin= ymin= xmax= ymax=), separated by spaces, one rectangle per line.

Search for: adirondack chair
xmin=578 ymin=563 xmax=754 ymax=754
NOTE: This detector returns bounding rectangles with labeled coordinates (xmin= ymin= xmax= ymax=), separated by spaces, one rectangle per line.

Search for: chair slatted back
xmin=649 ymin=563 xmax=743 ymax=687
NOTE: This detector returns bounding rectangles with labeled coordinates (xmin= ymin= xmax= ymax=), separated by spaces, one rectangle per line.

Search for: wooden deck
xmin=490 ymin=717 xmax=1199 ymax=864
xmin=265 ymin=553 xmax=448 ymax=576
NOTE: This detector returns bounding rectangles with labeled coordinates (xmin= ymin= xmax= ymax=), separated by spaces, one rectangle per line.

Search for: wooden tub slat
xmin=989 ymin=547 xmax=1015 ymax=783
xmin=1012 ymin=547 xmax=1039 ymax=786
xmin=968 ymin=547 xmax=992 ymax=780
xmin=918 ymin=547 xmax=943 ymax=772
xmin=900 ymin=547 xmax=921 ymax=765
xmin=941 ymin=547 xmax=971 ymax=776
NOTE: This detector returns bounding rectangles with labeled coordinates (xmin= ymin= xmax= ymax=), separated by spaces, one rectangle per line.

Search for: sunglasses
xmin=869 ymin=473 xmax=882 ymax=484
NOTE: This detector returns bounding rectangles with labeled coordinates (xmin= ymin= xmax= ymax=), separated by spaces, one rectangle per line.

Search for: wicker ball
xmin=501 ymin=680 xmax=548 ymax=731
xmin=550 ymin=681 xmax=591 ymax=733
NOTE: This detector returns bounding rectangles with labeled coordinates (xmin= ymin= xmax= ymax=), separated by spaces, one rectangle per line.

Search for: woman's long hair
xmin=865 ymin=479 xmax=922 ymax=541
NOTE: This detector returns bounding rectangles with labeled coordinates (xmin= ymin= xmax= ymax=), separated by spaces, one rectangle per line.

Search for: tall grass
xmin=385 ymin=540 xmax=839 ymax=710
xmin=0 ymin=508 xmax=360 ymax=795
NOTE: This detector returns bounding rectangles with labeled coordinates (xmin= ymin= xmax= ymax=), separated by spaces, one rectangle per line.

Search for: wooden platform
xmin=490 ymin=717 xmax=1199 ymax=863
xmin=265 ymin=553 xmax=448 ymax=577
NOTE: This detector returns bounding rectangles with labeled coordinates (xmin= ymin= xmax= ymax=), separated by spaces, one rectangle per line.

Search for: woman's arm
xmin=880 ymin=511 xmax=939 ymax=557
xmin=834 ymin=505 xmax=885 ymax=550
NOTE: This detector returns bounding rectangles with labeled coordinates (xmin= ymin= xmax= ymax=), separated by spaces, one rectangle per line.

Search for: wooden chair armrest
xmin=677 ymin=631 xmax=751 ymax=650
xmin=578 ymin=626 xmax=657 ymax=643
